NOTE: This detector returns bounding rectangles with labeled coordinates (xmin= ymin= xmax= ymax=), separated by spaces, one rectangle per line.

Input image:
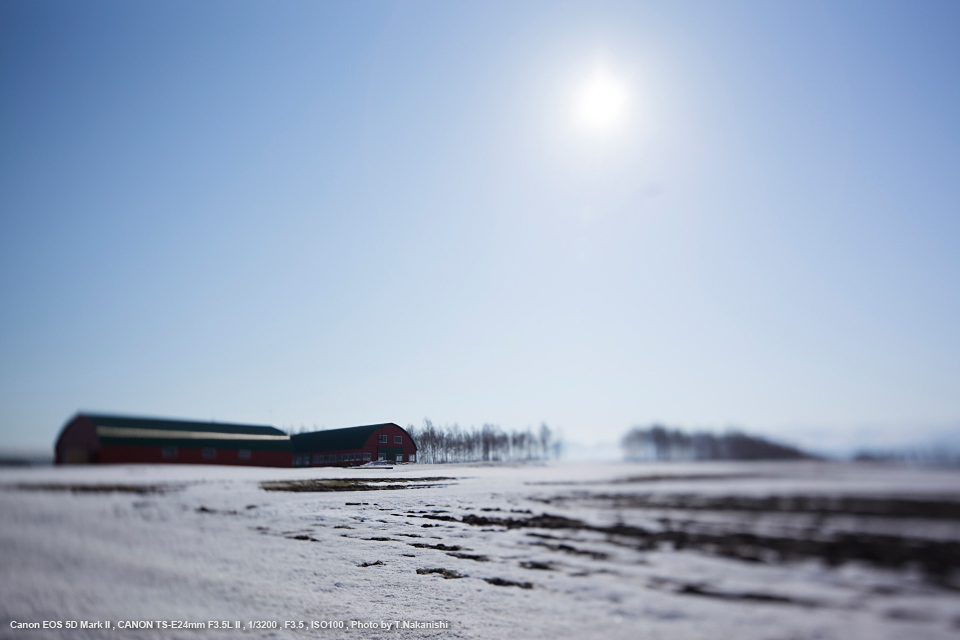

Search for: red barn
xmin=291 ymin=423 xmax=417 ymax=466
xmin=54 ymin=413 xmax=417 ymax=467
xmin=55 ymin=413 xmax=293 ymax=466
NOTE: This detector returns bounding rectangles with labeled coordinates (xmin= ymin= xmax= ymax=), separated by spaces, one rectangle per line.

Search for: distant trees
xmin=621 ymin=424 xmax=811 ymax=461
xmin=853 ymin=447 xmax=960 ymax=467
xmin=408 ymin=419 xmax=560 ymax=464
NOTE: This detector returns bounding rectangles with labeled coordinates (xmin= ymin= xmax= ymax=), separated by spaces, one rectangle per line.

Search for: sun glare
xmin=574 ymin=67 xmax=628 ymax=136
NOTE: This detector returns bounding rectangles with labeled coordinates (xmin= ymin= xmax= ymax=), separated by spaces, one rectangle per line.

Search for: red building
xmin=55 ymin=413 xmax=417 ymax=467
xmin=291 ymin=423 xmax=417 ymax=466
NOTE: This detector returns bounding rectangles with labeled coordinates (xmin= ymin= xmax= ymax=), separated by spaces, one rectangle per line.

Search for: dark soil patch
xmin=359 ymin=560 xmax=384 ymax=567
xmin=527 ymin=473 xmax=764 ymax=487
xmin=649 ymin=578 xmax=820 ymax=607
xmin=260 ymin=478 xmax=454 ymax=493
xmin=520 ymin=561 xmax=554 ymax=570
xmin=416 ymin=568 xmax=464 ymax=579
xmin=484 ymin=577 xmax=533 ymax=589
xmin=409 ymin=543 xmax=463 ymax=551
xmin=447 ymin=552 xmax=490 ymax=562
xmin=196 ymin=506 xmax=239 ymax=515
xmin=446 ymin=511 xmax=960 ymax=583
xmin=425 ymin=513 xmax=582 ymax=529
xmin=580 ymin=493 xmax=960 ymax=520
xmin=619 ymin=473 xmax=767 ymax=485
xmin=8 ymin=483 xmax=178 ymax=495
xmin=418 ymin=514 xmax=458 ymax=522
xmin=679 ymin=584 xmax=809 ymax=605
xmin=528 ymin=539 xmax=610 ymax=560
xmin=287 ymin=534 xmax=319 ymax=542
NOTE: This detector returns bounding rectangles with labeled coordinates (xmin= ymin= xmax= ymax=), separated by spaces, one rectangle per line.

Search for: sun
xmin=574 ymin=66 xmax=628 ymax=136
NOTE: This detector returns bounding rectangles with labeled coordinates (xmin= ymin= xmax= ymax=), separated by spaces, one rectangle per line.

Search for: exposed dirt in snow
xmin=416 ymin=568 xmax=465 ymax=580
xmin=418 ymin=508 xmax=960 ymax=583
xmin=260 ymin=478 xmax=455 ymax=492
xmin=483 ymin=577 xmax=533 ymax=589
xmin=5 ymin=483 xmax=183 ymax=495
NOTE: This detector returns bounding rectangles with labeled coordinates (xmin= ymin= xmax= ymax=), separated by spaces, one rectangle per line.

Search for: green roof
xmin=84 ymin=413 xmax=285 ymax=436
xmin=292 ymin=423 xmax=412 ymax=452
xmin=82 ymin=413 xmax=293 ymax=451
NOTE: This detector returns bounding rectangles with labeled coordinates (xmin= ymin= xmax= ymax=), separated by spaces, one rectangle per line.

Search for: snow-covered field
xmin=2 ymin=461 xmax=959 ymax=639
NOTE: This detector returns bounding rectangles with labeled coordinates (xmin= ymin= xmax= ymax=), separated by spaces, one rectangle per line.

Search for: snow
xmin=1 ymin=461 xmax=959 ymax=639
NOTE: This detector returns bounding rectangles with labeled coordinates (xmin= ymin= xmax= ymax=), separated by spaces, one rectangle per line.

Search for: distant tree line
xmin=408 ymin=419 xmax=560 ymax=464
xmin=621 ymin=424 xmax=812 ymax=461
xmin=853 ymin=447 xmax=960 ymax=468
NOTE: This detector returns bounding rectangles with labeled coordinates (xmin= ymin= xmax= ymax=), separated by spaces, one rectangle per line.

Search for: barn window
xmin=202 ymin=448 xmax=216 ymax=459
xmin=238 ymin=449 xmax=251 ymax=460
xmin=379 ymin=435 xmax=387 ymax=443
xmin=363 ymin=452 xmax=371 ymax=461
xmin=394 ymin=436 xmax=402 ymax=444
xmin=378 ymin=453 xmax=386 ymax=461
xmin=408 ymin=453 xmax=416 ymax=463
xmin=162 ymin=446 xmax=177 ymax=459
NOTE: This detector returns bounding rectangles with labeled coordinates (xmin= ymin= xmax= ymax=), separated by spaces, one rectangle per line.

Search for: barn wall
xmin=98 ymin=445 xmax=292 ymax=467
xmin=55 ymin=415 xmax=100 ymax=464
xmin=366 ymin=424 xmax=417 ymax=462
xmin=294 ymin=449 xmax=368 ymax=467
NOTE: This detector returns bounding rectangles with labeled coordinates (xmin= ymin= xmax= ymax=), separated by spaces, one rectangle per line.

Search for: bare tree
xmin=407 ymin=419 xmax=561 ymax=464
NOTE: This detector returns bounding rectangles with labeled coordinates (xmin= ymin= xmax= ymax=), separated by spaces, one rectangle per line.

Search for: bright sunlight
xmin=574 ymin=66 xmax=628 ymax=137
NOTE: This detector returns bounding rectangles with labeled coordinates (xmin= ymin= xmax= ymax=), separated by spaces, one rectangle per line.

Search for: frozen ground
xmin=1 ymin=461 xmax=959 ymax=639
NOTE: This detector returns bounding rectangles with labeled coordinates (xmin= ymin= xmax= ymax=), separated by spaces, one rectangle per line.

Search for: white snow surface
xmin=1 ymin=460 xmax=959 ymax=639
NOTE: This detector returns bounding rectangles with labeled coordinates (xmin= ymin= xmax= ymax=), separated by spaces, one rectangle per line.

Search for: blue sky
xmin=1 ymin=0 xmax=958 ymax=454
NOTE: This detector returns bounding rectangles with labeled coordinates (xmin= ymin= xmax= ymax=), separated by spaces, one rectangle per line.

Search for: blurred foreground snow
xmin=1 ymin=461 xmax=959 ymax=639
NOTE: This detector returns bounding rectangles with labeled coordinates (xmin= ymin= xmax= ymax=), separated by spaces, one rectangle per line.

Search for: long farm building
xmin=55 ymin=413 xmax=417 ymax=467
